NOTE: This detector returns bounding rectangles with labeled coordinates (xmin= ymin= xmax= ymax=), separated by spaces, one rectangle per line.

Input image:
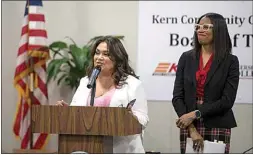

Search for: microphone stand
xmin=90 ymin=80 xmax=96 ymax=106
xmin=88 ymin=66 xmax=101 ymax=106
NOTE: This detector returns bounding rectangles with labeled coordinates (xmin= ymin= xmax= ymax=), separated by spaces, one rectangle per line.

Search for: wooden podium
xmin=31 ymin=105 xmax=142 ymax=153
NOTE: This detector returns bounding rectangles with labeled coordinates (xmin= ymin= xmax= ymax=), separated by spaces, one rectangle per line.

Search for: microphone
xmin=87 ymin=66 xmax=101 ymax=89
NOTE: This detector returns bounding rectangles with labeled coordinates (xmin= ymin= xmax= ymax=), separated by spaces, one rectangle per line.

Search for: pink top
xmin=87 ymin=88 xmax=116 ymax=107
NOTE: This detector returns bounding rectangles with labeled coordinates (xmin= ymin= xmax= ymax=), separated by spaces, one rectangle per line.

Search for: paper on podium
xmin=186 ymin=138 xmax=226 ymax=153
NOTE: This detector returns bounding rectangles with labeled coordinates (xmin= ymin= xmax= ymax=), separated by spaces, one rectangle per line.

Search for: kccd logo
xmin=153 ymin=62 xmax=177 ymax=76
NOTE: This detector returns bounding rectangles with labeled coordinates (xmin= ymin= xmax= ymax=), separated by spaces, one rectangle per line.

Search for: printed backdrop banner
xmin=137 ymin=1 xmax=252 ymax=103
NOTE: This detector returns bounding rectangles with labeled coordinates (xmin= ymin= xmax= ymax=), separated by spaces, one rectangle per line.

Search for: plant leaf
xmin=69 ymin=44 xmax=87 ymax=71
xmin=49 ymin=41 xmax=68 ymax=50
xmin=57 ymin=73 xmax=69 ymax=85
xmin=46 ymin=58 xmax=69 ymax=83
xmin=64 ymin=36 xmax=77 ymax=45
xmin=48 ymin=41 xmax=68 ymax=59
xmin=82 ymin=46 xmax=91 ymax=67
xmin=47 ymin=60 xmax=59 ymax=83
xmin=63 ymin=77 xmax=77 ymax=90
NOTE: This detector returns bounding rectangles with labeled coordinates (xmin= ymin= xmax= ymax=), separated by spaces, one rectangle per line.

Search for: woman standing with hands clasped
xmin=172 ymin=13 xmax=239 ymax=153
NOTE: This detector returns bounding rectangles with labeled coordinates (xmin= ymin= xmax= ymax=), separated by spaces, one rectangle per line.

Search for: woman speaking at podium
xmin=56 ymin=36 xmax=149 ymax=153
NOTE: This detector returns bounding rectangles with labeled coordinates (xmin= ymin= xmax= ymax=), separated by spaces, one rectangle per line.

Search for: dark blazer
xmin=172 ymin=49 xmax=239 ymax=128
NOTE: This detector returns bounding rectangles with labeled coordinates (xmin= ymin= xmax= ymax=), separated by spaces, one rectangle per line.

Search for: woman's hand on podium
xmin=55 ymin=100 xmax=69 ymax=106
xmin=126 ymin=105 xmax=138 ymax=121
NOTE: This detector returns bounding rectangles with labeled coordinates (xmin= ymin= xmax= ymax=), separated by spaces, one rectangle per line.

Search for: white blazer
xmin=70 ymin=75 xmax=149 ymax=153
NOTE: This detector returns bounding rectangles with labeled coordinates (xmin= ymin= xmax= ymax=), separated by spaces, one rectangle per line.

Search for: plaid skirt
xmin=180 ymin=118 xmax=231 ymax=154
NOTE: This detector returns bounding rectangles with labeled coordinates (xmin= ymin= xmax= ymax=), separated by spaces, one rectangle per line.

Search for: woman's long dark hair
xmin=193 ymin=13 xmax=232 ymax=60
xmin=86 ymin=36 xmax=138 ymax=87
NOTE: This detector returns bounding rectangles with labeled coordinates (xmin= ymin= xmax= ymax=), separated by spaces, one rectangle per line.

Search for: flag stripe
xmin=29 ymin=21 xmax=45 ymax=30
xmin=17 ymin=79 xmax=27 ymax=92
xmin=18 ymin=43 xmax=28 ymax=56
xmin=28 ymin=45 xmax=47 ymax=51
xmin=21 ymin=126 xmax=30 ymax=149
xmin=29 ymin=30 xmax=47 ymax=38
xmin=33 ymin=134 xmax=48 ymax=149
xmin=21 ymin=25 xmax=29 ymax=36
xmin=22 ymin=16 xmax=28 ymax=27
xmin=33 ymin=95 xmax=42 ymax=105
xmin=17 ymin=43 xmax=28 ymax=57
xmin=19 ymin=34 xmax=28 ymax=49
xmin=17 ymin=52 xmax=28 ymax=65
xmin=36 ymin=75 xmax=48 ymax=97
xmin=29 ymin=14 xmax=45 ymax=22
xmin=13 ymin=99 xmax=22 ymax=136
xmin=29 ymin=6 xmax=44 ymax=14
xmin=35 ymin=66 xmax=46 ymax=83
xmin=15 ymin=63 xmax=29 ymax=77
xmin=29 ymin=37 xmax=47 ymax=46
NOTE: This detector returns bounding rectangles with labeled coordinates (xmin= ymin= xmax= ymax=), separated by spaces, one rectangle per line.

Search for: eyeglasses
xmin=194 ymin=24 xmax=213 ymax=31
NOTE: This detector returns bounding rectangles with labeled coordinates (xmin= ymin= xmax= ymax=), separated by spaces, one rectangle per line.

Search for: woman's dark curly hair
xmin=86 ymin=36 xmax=138 ymax=87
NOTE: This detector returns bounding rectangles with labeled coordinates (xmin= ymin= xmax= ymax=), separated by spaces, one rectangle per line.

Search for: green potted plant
xmin=46 ymin=36 xmax=124 ymax=90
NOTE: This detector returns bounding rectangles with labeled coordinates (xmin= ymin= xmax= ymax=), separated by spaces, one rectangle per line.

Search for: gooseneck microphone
xmin=87 ymin=66 xmax=101 ymax=89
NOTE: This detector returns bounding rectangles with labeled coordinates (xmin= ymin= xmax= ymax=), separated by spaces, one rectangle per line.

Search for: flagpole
xmin=26 ymin=0 xmax=34 ymax=149
xmin=29 ymin=56 xmax=34 ymax=150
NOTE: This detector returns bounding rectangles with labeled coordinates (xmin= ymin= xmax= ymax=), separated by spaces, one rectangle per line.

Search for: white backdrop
xmin=137 ymin=1 xmax=253 ymax=103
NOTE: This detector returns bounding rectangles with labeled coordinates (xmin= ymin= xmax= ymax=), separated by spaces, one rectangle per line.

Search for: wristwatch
xmin=195 ymin=110 xmax=201 ymax=119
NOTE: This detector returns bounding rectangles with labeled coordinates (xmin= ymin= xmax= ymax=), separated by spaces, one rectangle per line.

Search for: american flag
xmin=13 ymin=0 xmax=49 ymax=149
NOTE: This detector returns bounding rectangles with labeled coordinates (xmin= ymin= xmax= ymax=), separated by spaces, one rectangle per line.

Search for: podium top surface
xmin=31 ymin=105 xmax=142 ymax=136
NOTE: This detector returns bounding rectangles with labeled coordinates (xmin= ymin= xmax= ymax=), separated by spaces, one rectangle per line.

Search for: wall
xmin=2 ymin=1 xmax=252 ymax=153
